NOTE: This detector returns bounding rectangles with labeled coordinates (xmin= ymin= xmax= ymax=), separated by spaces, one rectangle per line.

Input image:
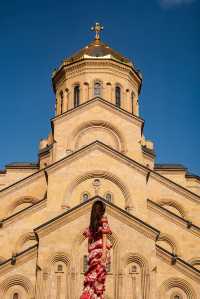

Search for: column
xmin=106 ymin=82 xmax=112 ymax=102
xmin=63 ymin=89 xmax=69 ymax=112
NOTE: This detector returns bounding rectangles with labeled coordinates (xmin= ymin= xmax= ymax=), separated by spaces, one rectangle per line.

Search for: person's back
xmin=80 ymin=200 xmax=112 ymax=299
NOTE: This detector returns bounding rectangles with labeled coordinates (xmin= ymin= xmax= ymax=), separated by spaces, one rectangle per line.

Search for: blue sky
xmin=0 ymin=0 xmax=199 ymax=176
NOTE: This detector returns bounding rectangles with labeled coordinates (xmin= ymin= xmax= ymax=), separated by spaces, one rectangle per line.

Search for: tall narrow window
xmin=74 ymin=85 xmax=80 ymax=107
xmin=105 ymin=192 xmax=112 ymax=203
xmin=82 ymin=192 xmax=89 ymax=202
xmin=57 ymin=264 xmax=63 ymax=272
xmin=94 ymin=81 xmax=102 ymax=97
xmin=83 ymin=255 xmax=88 ymax=272
xmin=13 ymin=293 xmax=19 ymax=299
xmin=115 ymin=86 xmax=121 ymax=107
xmin=60 ymin=91 xmax=64 ymax=114
xmin=131 ymin=91 xmax=134 ymax=114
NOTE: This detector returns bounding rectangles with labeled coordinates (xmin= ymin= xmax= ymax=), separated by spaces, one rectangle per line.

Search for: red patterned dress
xmin=80 ymin=215 xmax=112 ymax=299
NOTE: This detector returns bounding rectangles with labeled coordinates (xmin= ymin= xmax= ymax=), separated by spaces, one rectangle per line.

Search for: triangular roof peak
xmin=34 ymin=196 xmax=160 ymax=241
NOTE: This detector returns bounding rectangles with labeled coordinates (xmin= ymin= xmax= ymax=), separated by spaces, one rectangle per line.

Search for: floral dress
xmin=80 ymin=215 xmax=112 ymax=299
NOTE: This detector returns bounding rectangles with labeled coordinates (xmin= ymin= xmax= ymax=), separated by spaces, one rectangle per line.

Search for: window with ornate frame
xmin=94 ymin=81 xmax=102 ymax=97
xmin=131 ymin=91 xmax=135 ymax=114
xmin=83 ymin=255 xmax=88 ymax=273
xmin=81 ymin=192 xmax=90 ymax=202
xmin=170 ymin=293 xmax=183 ymax=299
xmin=13 ymin=293 xmax=19 ymax=299
xmin=115 ymin=85 xmax=121 ymax=107
xmin=104 ymin=192 xmax=113 ymax=203
xmin=74 ymin=85 xmax=80 ymax=107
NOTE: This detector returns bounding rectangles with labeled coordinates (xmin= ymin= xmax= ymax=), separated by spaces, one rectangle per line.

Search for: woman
xmin=80 ymin=200 xmax=112 ymax=299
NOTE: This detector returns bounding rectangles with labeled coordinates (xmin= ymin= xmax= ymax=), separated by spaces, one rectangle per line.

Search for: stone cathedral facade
xmin=0 ymin=24 xmax=200 ymax=299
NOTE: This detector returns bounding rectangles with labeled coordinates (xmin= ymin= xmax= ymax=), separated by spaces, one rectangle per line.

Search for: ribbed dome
xmin=66 ymin=39 xmax=133 ymax=66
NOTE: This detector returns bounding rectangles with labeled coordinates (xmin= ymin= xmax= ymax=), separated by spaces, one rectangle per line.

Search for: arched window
xmin=60 ymin=91 xmax=64 ymax=114
xmin=94 ymin=81 xmax=102 ymax=97
xmin=82 ymin=192 xmax=89 ymax=202
xmin=170 ymin=295 xmax=183 ymax=299
xmin=57 ymin=264 xmax=63 ymax=272
xmin=83 ymin=255 xmax=88 ymax=272
xmin=131 ymin=91 xmax=134 ymax=114
xmin=105 ymin=192 xmax=112 ymax=203
xmin=115 ymin=86 xmax=121 ymax=107
xmin=106 ymin=260 xmax=111 ymax=272
xmin=13 ymin=293 xmax=19 ymax=299
xmin=74 ymin=85 xmax=80 ymax=107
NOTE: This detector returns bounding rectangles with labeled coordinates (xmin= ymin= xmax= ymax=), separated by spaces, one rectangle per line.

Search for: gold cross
xmin=91 ymin=22 xmax=104 ymax=40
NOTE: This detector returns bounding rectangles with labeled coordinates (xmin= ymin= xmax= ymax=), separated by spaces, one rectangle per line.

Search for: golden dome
xmin=65 ymin=38 xmax=133 ymax=67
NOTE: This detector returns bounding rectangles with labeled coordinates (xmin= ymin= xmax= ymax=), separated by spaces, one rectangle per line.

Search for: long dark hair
xmin=89 ymin=200 xmax=106 ymax=241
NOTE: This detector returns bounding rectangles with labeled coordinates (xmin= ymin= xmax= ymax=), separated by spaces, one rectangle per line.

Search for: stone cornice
xmin=149 ymin=171 xmax=200 ymax=203
xmin=0 ymin=197 xmax=47 ymax=228
xmin=1 ymin=141 xmax=199 ymax=206
xmin=44 ymin=141 xmax=148 ymax=177
xmin=51 ymin=97 xmax=144 ymax=128
xmin=156 ymin=245 xmax=200 ymax=283
xmin=34 ymin=196 xmax=160 ymax=241
xmin=0 ymin=244 xmax=37 ymax=275
xmin=44 ymin=140 xmax=200 ymax=203
xmin=147 ymin=199 xmax=200 ymax=238
xmin=52 ymin=59 xmax=142 ymax=93
xmin=0 ymin=170 xmax=46 ymax=198
xmin=142 ymin=146 xmax=156 ymax=159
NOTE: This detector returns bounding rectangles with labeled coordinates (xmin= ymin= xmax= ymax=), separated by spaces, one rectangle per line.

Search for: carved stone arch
xmin=156 ymin=233 xmax=179 ymax=255
xmin=0 ymin=274 xmax=34 ymax=299
xmin=72 ymin=81 xmax=81 ymax=87
xmin=6 ymin=196 xmax=40 ymax=217
xmin=45 ymin=251 xmax=72 ymax=272
xmin=69 ymin=120 xmax=127 ymax=154
xmin=188 ymin=257 xmax=200 ymax=270
xmin=159 ymin=277 xmax=197 ymax=299
xmin=122 ymin=252 xmax=150 ymax=299
xmin=157 ymin=198 xmax=187 ymax=219
xmin=14 ymin=232 xmax=37 ymax=255
xmin=43 ymin=252 xmax=72 ymax=299
xmin=115 ymin=82 xmax=123 ymax=90
xmin=64 ymin=170 xmax=132 ymax=207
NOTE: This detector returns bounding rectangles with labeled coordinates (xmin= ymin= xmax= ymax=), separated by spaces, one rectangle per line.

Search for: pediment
xmin=34 ymin=196 xmax=159 ymax=242
xmin=52 ymin=97 xmax=144 ymax=128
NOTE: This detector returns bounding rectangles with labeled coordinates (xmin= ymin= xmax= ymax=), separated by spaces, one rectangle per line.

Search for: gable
xmin=52 ymin=97 xmax=145 ymax=164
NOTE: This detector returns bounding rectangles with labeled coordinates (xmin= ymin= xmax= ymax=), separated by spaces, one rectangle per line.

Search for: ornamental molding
xmin=54 ymin=59 xmax=140 ymax=83
xmin=0 ymin=245 xmax=37 ymax=275
xmin=0 ymin=197 xmax=47 ymax=229
xmin=0 ymin=170 xmax=46 ymax=198
xmin=156 ymin=245 xmax=200 ymax=284
xmin=34 ymin=196 xmax=160 ymax=242
xmin=147 ymin=199 xmax=200 ymax=238
xmin=52 ymin=97 xmax=144 ymax=127
xmin=58 ymin=68 xmax=138 ymax=90
xmin=149 ymin=172 xmax=200 ymax=204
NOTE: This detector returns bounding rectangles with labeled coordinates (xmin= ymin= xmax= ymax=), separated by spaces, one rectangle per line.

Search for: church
xmin=0 ymin=23 xmax=200 ymax=299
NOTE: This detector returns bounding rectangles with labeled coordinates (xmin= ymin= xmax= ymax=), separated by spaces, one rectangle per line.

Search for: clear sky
xmin=0 ymin=0 xmax=199 ymax=176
